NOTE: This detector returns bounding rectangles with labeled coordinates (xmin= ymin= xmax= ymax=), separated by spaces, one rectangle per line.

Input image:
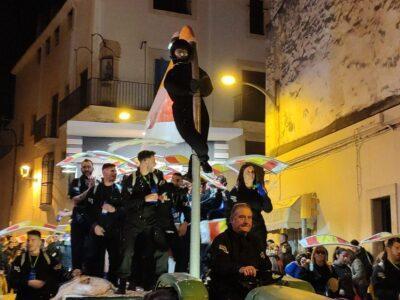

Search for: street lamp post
xmin=220 ymin=74 xmax=277 ymax=107
xmin=74 ymin=46 xmax=92 ymax=88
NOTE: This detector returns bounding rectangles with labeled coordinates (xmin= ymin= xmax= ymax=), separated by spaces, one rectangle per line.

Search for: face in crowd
xmin=103 ymin=165 xmax=117 ymax=183
xmin=313 ymin=246 xmax=328 ymax=266
xmin=27 ymin=234 xmax=42 ymax=254
xmin=81 ymin=160 xmax=93 ymax=178
xmin=171 ymin=174 xmax=183 ymax=188
xmin=387 ymin=239 xmax=400 ymax=263
xmin=142 ymin=155 xmax=156 ymax=172
xmin=230 ymin=205 xmax=253 ymax=235
xmin=335 ymin=249 xmax=350 ymax=265
xmin=243 ymin=165 xmax=256 ymax=187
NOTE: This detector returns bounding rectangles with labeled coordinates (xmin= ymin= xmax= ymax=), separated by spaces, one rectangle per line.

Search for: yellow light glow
xmin=20 ymin=165 xmax=31 ymax=178
xmin=119 ymin=111 xmax=131 ymax=120
xmin=221 ymin=75 xmax=237 ymax=86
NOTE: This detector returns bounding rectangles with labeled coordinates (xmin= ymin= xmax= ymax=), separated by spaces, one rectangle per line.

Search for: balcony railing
xmin=59 ymin=78 xmax=154 ymax=125
xmin=34 ymin=115 xmax=56 ymax=144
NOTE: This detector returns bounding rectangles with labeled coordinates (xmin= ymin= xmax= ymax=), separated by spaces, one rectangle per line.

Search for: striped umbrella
xmin=299 ymin=234 xmax=354 ymax=248
xmin=361 ymin=232 xmax=400 ymax=244
xmin=0 ymin=221 xmax=65 ymax=237
xmin=226 ymin=154 xmax=288 ymax=174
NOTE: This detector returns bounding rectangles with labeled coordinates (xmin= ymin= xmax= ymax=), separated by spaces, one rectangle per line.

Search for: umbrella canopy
xmin=0 ymin=221 xmax=67 ymax=237
xmin=226 ymin=155 xmax=288 ymax=174
xmin=57 ymin=151 xmax=137 ymax=173
xmin=107 ymin=138 xmax=175 ymax=152
xmin=299 ymin=234 xmax=354 ymax=248
xmin=360 ymin=232 xmax=400 ymax=244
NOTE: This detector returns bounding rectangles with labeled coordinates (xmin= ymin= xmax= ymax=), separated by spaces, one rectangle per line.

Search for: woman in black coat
xmin=226 ymin=163 xmax=273 ymax=250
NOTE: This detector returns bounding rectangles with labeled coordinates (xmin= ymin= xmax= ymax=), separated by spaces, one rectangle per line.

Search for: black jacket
xmin=9 ymin=251 xmax=63 ymax=300
xmin=332 ymin=262 xmax=355 ymax=299
xmin=85 ymin=182 xmax=123 ymax=235
xmin=371 ymin=258 xmax=400 ymax=300
xmin=209 ymin=227 xmax=271 ymax=300
xmin=121 ymin=169 xmax=167 ymax=226
xmin=227 ymin=185 xmax=272 ymax=232
xmin=68 ymin=175 xmax=90 ymax=224
xmin=309 ymin=263 xmax=338 ymax=296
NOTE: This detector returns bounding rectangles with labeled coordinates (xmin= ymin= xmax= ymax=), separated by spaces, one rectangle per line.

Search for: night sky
xmin=0 ymin=0 xmax=65 ymax=122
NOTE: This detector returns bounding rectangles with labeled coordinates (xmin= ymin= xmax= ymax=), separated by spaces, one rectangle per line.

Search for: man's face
xmin=231 ymin=207 xmax=253 ymax=234
xmin=27 ymin=235 xmax=41 ymax=253
xmin=171 ymin=175 xmax=183 ymax=187
xmin=81 ymin=161 xmax=93 ymax=177
xmin=388 ymin=242 xmax=400 ymax=263
xmin=143 ymin=156 xmax=156 ymax=171
xmin=103 ymin=166 xmax=117 ymax=182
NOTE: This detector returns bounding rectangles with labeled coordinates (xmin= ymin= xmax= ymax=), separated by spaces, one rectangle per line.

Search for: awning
xmin=265 ymin=193 xmax=318 ymax=231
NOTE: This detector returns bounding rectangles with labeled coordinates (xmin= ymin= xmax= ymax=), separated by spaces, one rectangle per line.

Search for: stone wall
xmin=266 ymin=0 xmax=400 ymax=147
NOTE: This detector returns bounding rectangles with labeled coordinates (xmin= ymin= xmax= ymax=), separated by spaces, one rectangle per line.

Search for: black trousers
xmin=118 ymin=224 xmax=157 ymax=290
xmin=70 ymin=221 xmax=89 ymax=270
xmin=85 ymin=232 xmax=120 ymax=285
xmin=172 ymin=100 xmax=209 ymax=162
xmin=165 ymin=230 xmax=188 ymax=273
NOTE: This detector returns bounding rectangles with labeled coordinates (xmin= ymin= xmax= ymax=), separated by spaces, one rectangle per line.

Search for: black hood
xmin=169 ymin=38 xmax=193 ymax=64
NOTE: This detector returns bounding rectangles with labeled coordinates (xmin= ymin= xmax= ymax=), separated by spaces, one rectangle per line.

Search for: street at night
xmin=0 ymin=1 xmax=400 ymax=299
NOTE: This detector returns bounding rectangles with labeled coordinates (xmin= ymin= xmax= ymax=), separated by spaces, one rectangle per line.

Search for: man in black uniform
xmin=84 ymin=163 xmax=123 ymax=286
xmin=9 ymin=230 xmax=64 ymax=300
xmin=371 ymin=237 xmax=400 ymax=300
xmin=117 ymin=150 xmax=167 ymax=293
xmin=208 ymin=203 xmax=272 ymax=300
xmin=68 ymin=159 xmax=95 ymax=275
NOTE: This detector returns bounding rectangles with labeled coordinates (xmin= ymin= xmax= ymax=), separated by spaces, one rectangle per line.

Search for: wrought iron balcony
xmin=59 ymin=78 xmax=154 ymax=125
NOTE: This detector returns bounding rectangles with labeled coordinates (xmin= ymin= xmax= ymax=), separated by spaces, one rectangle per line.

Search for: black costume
xmin=308 ymin=263 xmax=338 ymax=296
xmin=164 ymin=38 xmax=213 ymax=172
xmin=226 ymin=184 xmax=273 ymax=249
xmin=332 ymin=262 xmax=355 ymax=299
xmin=208 ymin=227 xmax=272 ymax=300
xmin=9 ymin=250 xmax=64 ymax=300
xmin=117 ymin=169 xmax=167 ymax=290
xmin=84 ymin=182 xmax=123 ymax=285
xmin=68 ymin=175 xmax=91 ymax=270
xmin=371 ymin=256 xmax=400 ymax=300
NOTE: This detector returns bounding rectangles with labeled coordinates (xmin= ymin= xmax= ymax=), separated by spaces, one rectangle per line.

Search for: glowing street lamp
xmin=221 ymin=74 xmax=276 ymax=106
xmin=20 ymin=165 xmax=31 ymax=178
xmin=118 ymin=111 xmax=131 ymax=120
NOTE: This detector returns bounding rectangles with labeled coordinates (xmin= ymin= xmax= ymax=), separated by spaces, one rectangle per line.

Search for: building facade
xmin=1 ymin=0 xmax=269 ymax=226
xmin=264 ymin=0 xmax=400 ymax=250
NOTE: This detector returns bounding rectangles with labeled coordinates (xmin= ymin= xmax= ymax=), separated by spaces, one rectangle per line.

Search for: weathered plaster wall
xmin=266 ymin=0 xmax=400 ymax=148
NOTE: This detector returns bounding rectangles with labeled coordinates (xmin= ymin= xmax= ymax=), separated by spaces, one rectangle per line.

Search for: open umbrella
xmin=0 ymin=221 xmax=66 ymax=237
xmin=107 ymin=138 xmax=175 ymax=152
xmin=299 ymin=234 xmax=355 ymax=248
xmin=360 ymin=232 xmax=400 ymax=244
xmin=226 ymin=154 xmax=288 ymax=174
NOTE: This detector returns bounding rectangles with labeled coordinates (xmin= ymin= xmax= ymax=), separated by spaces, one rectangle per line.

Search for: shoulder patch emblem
xmin=231 ymin=196 xmax=237 ymax=203
xmin=219 ymin=244 xmax=229 ymax=254
xmin=88 ymin=197 xmax=94 ymax=204
xmin=260 ymin=252 xmax=266 ymax=259
xmin=376 ymin=272 xmax=386 ymax=279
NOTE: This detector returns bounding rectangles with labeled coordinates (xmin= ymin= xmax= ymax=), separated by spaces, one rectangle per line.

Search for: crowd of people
xmin=1 ymin=149 xmax=399 ymax=300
